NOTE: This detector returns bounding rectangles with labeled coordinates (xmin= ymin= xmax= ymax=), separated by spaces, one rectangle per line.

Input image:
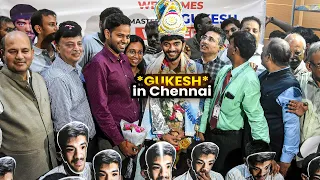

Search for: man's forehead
xmin=15 ymin=19 xmax=31 ymax=22
xmin=243 ymin=21 xmax=259 ymax=29
xmin=201 ymin=17 xmax=211 ymax=23
xmin=66 ymin=135 xmax=88 ymax=145
xmin=206 ymin=31 xmax=220 ymax=38
xmin=162 ymin=39 xmax=182 ymax=44
xmin=60 ymin=36 xmax=82 ymax=43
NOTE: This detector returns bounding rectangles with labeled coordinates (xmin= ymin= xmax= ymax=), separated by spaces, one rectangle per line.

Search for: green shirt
xmin=200 ymin=61 xmax=270 ymax=143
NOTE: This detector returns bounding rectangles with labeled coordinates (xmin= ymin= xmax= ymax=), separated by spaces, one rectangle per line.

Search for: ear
xmin=197 ymin=24 xmax=202 ymax=31
xmin=306 ymin=61 xmax=312 ymax=72
xmin=56 ymin=43 xmax=60 ymax=53
xmin=141 ymin=170 xmax=148 ymax=178
xmin=99 ymin=21 xmax=102 ymax=30
xmin=34 ymin=25 xmax=42 ymax=35
xmin=104 ymin=29 xmax=111 ymax=41
xmin=182 ymin=41 xmax=186 ymax=49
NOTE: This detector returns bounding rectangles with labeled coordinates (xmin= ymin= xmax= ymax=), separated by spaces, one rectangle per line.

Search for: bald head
xmin=285 ymin=33 xmax=306 ymax=69
xmin=264 ymin=38 xmax=291 ymax=67
xmin=285 ymin=33 xmax=306 ymax=49
xmin=1 ymin=31 xmax=32 ymax=51
xmin=1 ymin=31 xmax=34 ymax=78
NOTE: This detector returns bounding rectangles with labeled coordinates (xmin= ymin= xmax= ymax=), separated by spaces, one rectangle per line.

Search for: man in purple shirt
xmin=83 ymin=13 xmax=140 ymax=157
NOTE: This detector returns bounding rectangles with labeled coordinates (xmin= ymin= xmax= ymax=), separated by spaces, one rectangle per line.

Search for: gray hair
xmin=285 ymin=33 xmax=307 ymax=50
xmin=306 ymin=41 xmax=320 ymax=62
xmin=267 ymin=38 xmax=291 ymax=67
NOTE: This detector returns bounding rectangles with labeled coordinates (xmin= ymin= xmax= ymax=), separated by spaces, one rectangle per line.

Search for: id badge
xmin=212 ymin=104 xmax=221 ymax=118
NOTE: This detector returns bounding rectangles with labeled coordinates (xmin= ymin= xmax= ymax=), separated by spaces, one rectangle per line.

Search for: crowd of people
xmin=0 ymin=0 xmax=319 ymax=179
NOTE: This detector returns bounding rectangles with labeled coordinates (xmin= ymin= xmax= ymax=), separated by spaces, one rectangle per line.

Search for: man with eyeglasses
xmin=260 ymin=38 xmax=302 ymax=177
xmin=196 ymin=26 xmax=231 ymax=84
xmin=200 ymin=31 xmax=270 ymax=176
xmin=226 ymin=140 xmax=284 ymax=180
xmin=285 ymin=33 xmax=309 ymax=78
xmin=287 ymin=42 xmax=320 ymax=170
xmin=0 ymin=16 xmax=15 ymax=68
xmin=9 ymin=4 xmax=37 ymax=41
xmin=301 ymin=153 xmax=320 ymax=180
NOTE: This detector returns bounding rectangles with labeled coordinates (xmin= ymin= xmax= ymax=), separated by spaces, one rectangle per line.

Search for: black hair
xmin=191 ymin=142 xmax=219 ymax=161
xmin=229 ymin=31 xmax=256 ymax=60
xmin=145 ymin=21 xmax=159 ymax=31
xmin=146 ymin=143 xmax=176 ymax=167
xmin=103 ymin=13 xmax=131 ymax=34
xmin=57 ymin=122 xmax=88 ymax=151
xmin=291 ymin=27 xmax=317 ymax=45
xmin=94 ymin=150 xmax=122 ymax=179
xmin=245 ymin=140 xmax=273 ymax=165
xmin=266 ymin=38 xmax=291 ymax=67
xmin=0 ymin=157 xmax=15 ymax=176
xmin=42 ymin=173 xmax=67 ymax=180
xmin=205 ymin=26 xmax=226 ymax=46
xmin=269 ymin=30 xmax=287 ymax=39
xmin=221 ymin=17 xmax=241 ymax=30
xmin=99 ymin=7 xmax=123 ymax=24
xmin=241 ymin=16 xmax=262 ymax=31
xmin=125 ymin=35 xmax=146 ymax=73
xmin=55 ymin=21 xmax=82 ymax=44
xmin=302 ymin=153 xmax=320 ymax=178
xmin=160 ymin=35 xmax=185 ymax=43
xmin=31 ymin=9 xmax=56 ymax=36
xmin=194 ymin=13 xmax=209 ymax=32
xmin=139 ymin=148 xmax=148 ymax=171
xmin=9 ymin=4 xmax=37 ymax=22
xmin=0 ymin=16 xmax=12 ymax=27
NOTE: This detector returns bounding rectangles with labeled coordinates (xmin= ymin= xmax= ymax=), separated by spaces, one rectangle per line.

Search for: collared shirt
xmin=174 ymin=170 xmax=224 ymax=180
xmin=248 ymin=44 xmax=266 ymax=76
xmin=196 ymin=55 xmax=231 ymax=83
xmin=83 ymin=46 xmax=140 ymax=146
xmin=200 ymin=61 xmax=270 ymax=143
xmin=30 ymin=45 xmax=56 ymax=73
xmin=39 ymin=163 xmax=92 ymax=180
xmin=186 ymin=35 xmax=201 ymax=60
xmin=80 ymin=32 xmax=104 ymax=67
xmin=225 ymin=164 xmax=284 ymax=180
xmin=297 ymin=72 xmax=320 ymax=143
xmin=292 ymin=60 xmax=308 ymax=78
xmin=220 ymin=44 xmax=266 ymax=76
xmin=42 ymin=56 xmax=96 ymax=138
xmin=270 ymin=67 xmax=302 ymax=163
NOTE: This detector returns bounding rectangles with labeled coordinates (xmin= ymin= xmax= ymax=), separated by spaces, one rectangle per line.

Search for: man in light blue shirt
xmin=259 ymin=37 xmax=302 ymax=177
xmin=80 ymin=7 xmax=123 ymax=68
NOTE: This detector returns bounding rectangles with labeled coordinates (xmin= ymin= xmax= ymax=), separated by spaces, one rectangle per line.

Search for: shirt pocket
xmin=220 ymin=86 xmax=241 ymax=113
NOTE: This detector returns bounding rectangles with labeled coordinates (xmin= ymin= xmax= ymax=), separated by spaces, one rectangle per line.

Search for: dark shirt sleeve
xmin=83 ymin=60 xmax=124 ymax=146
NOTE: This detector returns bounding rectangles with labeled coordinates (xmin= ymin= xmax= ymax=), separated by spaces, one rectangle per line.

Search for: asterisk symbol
xmin=137 ymin=76 xmax=143 ymax=81
xmin=203 ymin=76 xmax=208 ymax=81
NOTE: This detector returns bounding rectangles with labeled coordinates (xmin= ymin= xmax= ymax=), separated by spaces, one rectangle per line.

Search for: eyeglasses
xmin=200 ymin=35 xmax=217 ymax=43
xmin=310 ymin=61 xmax=320 ymax=69
xmin=127 ymin=49 xmax=144 ymax=56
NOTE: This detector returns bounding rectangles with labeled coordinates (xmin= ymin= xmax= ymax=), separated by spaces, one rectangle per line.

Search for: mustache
xmin=71 ymin=157 xmax=84 ymax=164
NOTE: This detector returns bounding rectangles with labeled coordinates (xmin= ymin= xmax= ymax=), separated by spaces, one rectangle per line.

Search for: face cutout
xmin=189 ymin=142 xmax=219 ymax=179
xmin=93 ymin=149 xmax=122 ymax=180
xmin=145 ymin=142 xmax=176 ymax=180
xmin=246 ymin=152 xmax=276 ymax=180
xmin=57 ymin=121 xmax=89 ymax=175
xmin=0 ymin=156 xmax=16 ymax=180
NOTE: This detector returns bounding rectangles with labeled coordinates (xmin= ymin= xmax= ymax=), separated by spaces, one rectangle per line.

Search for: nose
xmin=16 ymin=50 xmax=24 ymax=59
xmin=74 ymin=148 xmax=84 ymax=160
xmin=25 ymin=23 xmax=32 ymax=32
xmin=54 ymin=24 xmax=58 ymax=32
xmin=228 ymin=31 xmax=233 ymax=37
xmin=160 ymin=167 xmax=169 ymax=179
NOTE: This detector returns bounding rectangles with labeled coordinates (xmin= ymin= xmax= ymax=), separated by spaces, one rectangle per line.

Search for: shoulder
xmin=82 ymin=33 xmax=97 ymax=43
xmin=210 ymin=171 xmax=224 ymax=180
xmin=41 ymin=67 xmax=66 ymax=84
xmin=273 ymin=173 xmax=284 ymax=180
xmin=226 ymin=164 xmax=246 ymax=179
xmin=174 ymin=172 xmax=187 ymax=180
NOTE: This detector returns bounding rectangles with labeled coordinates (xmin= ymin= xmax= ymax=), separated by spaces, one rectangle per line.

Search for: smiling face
xmin=161 ymin=39 xmax=184 ymax=62
xmin=125 ymin=41 xmax=144 ymax=67
xmin=56 ymin=36 xmax=83 ymax=66
xmin=200 ymin=31 xmax=221 ymax=55
xmin=62 ymin=135 xmax=88 ymax=173
xmin=3 ymin=32 xmax=33 ymax=76
xmin=105 ymin=25 xmax=130 ymax=54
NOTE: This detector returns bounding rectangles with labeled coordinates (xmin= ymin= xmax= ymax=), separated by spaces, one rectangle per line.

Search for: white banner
xmin=0 ymin=0 xmax=266 ymax=40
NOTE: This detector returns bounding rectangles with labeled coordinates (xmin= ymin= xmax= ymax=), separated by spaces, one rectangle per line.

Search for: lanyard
xmin=214 ymin=63 xmax=249 ymax=104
